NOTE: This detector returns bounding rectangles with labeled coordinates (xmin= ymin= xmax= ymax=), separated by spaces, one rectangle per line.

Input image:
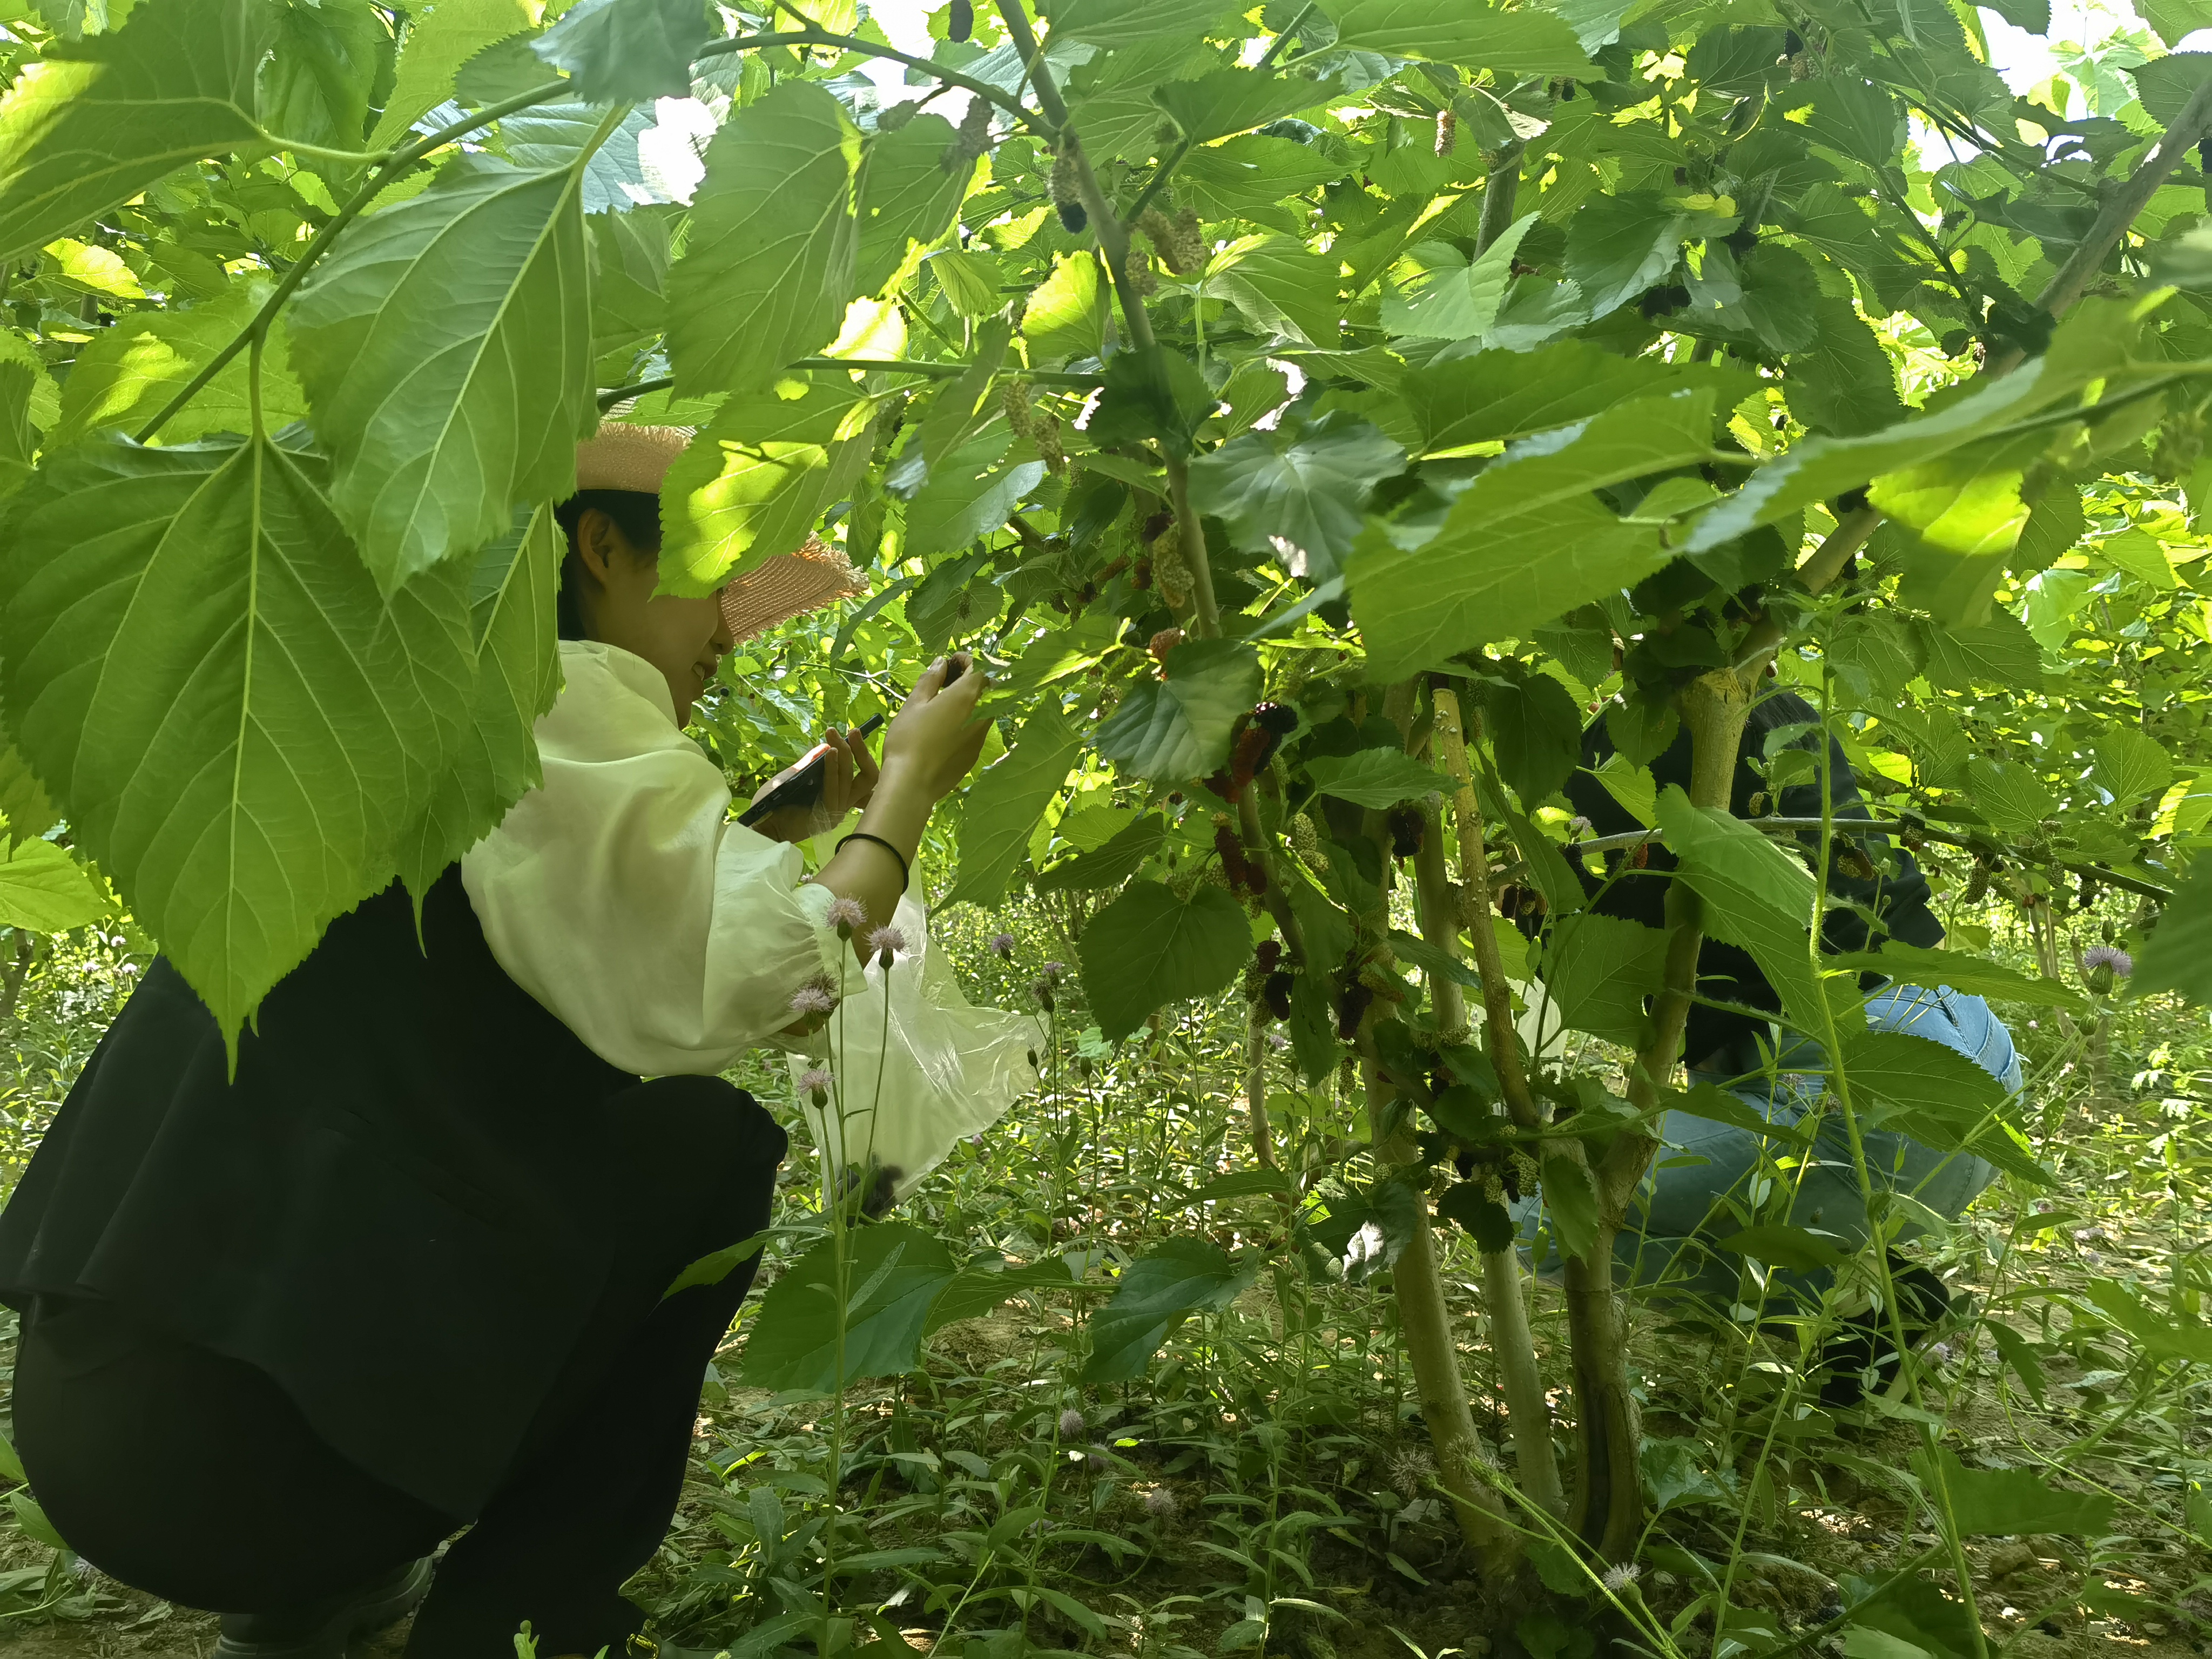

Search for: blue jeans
xmin=1516 ymin=984 xmax=2019 ymax=1299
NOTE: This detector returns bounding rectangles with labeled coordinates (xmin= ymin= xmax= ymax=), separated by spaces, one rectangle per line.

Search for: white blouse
xmin=460 ymin=641 xmax=1043 ymax=1196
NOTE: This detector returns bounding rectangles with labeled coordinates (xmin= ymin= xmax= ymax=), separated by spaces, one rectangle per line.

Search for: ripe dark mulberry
xmin=948 ymin=0 xmax=973 ymax=40
xmin=1387 ymin=805 xmax=1424 ymax=859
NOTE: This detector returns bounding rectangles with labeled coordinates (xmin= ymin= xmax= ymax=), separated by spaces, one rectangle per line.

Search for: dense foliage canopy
xmin=2 ymin=0 xmax=2212 ymax=1641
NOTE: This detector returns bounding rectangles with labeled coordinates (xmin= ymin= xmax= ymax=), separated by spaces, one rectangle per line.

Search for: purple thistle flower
xmin=1040 ymin=960 xmax=1065 ymax=983
xmin=798 ymin=1067 xmax=833 ymax=1104
xmin=867 ymin=924 xmax=908 ymax=962
xmin=790 ymin=984 xmax=835 ymax=1016
xmin=1058 ymin=1407 xmax=1087 ymax=1438
xmin=824 ymin=896 xmax=868 ymax=935
xmin=1602 ymin=1562 xmax=1642 ymax=1594
xmin=1142 ymin=1488 xmax=1177 ymax=1518
xmin=2081 ymin=945 xmax=2133 ymax=977
xmin=989 ymin=931 xmax=1017 ymax=959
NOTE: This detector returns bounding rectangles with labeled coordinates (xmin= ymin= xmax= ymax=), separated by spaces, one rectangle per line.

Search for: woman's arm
xmin=805 ymin=655 xmax=990 ymax=960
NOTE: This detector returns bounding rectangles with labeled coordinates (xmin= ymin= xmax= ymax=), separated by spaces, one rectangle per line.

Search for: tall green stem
xmin=1427 ymin=687 xmax=1566 ymax=1520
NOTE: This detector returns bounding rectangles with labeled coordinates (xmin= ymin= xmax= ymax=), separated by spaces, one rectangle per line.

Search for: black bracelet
xmin=836 ymin=831 xmax=911 ymax=893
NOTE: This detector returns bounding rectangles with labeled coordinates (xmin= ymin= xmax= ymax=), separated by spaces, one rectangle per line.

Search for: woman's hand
xmin=801 ymin=657 xmax=989 ymax=959
xmin=750 ymin=726 xmax=881 ymax=844
xmin=879 ymin=655 xmax=991 ymax=805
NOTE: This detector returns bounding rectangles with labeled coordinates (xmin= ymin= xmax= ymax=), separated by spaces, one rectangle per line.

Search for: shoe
xmin=213 ymin=1557 xmax=434 ymax=1658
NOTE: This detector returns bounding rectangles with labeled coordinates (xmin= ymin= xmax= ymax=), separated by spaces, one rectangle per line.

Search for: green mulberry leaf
xmin=393 ymin=503 xmax=563 ymax=899
xmin=0 ymin=435 xmax=469 ymax=1053
xmin=1078 ymin=880 xmax=1254 ymax=1039
xmin=740 ymin=1222 xmax=959 ymax=1392
xmin=531 ymin=0 xmax=711 ymax=105
xmin=1319 ymin=0 xmax=1593 ymax=71
xmin=1087 ymin=345 xmax=1219 ymax=456
xmin=1655 ymin=783 xmax=1824 ymax=1033
xmin=0 ymin=837 xmax=106 ymax=934
xmin=1401 ymin=340 xmax=1735 ymax=457
xmin=1348 ymin=391 xmax=1712 ymax=679
xmin=665 ymin=78 xmax=860 ymax=397
xmin=368 ymin=0 xmax=539 ymax=150
xmin=287 ymin=154 xmax=599 ymax=594
xmin=1187 ymin=410 xmax=1405 ymax=582
xmin=260 ymin=0 xmax=390 ymax=154
xmin=1381 ymin=216 xmax=1536 ymax=342
xmin=0 ymin=0 xmax=273 ymax=266
xmin=56 ymin=278 xmax=308 ymax=445
xmin=856 ymin=113 xmax=977 ymax=297
xmin=1302 ymin=748 xmax=1446 ymax=808
xmin=1538 ymin=912 xmax=1666 ymax=1047
xmin=659 ymin=378 xmax=879 ymax=594
xmin=1083 ymin=1236 xmax=1257 ymax=1381
xmin=1049 ymin=0 xmax=1240 ymax=50
xmin=947 ymin=700 xmax=1084 ymax=909
xmin=1563 ymin=191 xmax=1688 ymax=320
xmin=1034 ymin=812 xmax=1168 ymax=893
xmin=1095 ymin=639 xmax=1260 ymax=781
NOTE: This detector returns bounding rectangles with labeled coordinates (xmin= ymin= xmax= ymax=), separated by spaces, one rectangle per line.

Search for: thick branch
xmin=1987 ymin=71 xmax=2212 ymax=377
xmin=1431 ymin=694 xmax=1542 ymax=1134
xmin=1236 ymin=788 xmax=1309 ymax=966
xmin=1417 ymin=689 xmax=1566 ymax=1519
xmin=1473 ymin=141 xmax=1523 ymax=257
xmin=1166 ymin=455 xmax=1222 ymax=637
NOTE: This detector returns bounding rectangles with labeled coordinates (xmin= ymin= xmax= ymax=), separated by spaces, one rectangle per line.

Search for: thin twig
xmin=1560 ymin=816 xmax=2173 ymax=902
xmin=595 ymin=358 xmax=1104 ymax=410
xmin=696 ymin=28 xmax=1059 ymax=139
xmin=132 ymin=78 xmax=575 ymax=445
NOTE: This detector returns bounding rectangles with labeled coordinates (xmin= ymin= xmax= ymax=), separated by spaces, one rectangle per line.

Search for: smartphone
xmin=738 ymin=714 xmax=886 ymax=827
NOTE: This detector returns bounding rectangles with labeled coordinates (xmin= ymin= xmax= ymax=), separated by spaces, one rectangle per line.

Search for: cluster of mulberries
xmin=1386 ymin=803 xmax=1425 ymax=859
xmin=1000 ymin=378 xmax=1064 ymax=474
xmin=1963 ymin=853 xmax=1995 ymax=904
xmin=1134 ymin=206 xmax=1206 ymax=274
xmin=1212 ymin=818 xmax=1270 ymax=902
xmin=1122 ymin=227 xmax=1161 ymax=297
xmin=1204 ymin=704 xmax=1296 ymax=804
xmin=942 ymin=97 xmax=994 ymax=173
xmin=1149 ymin=520 xmax=1193 ymax=606
xmin=1252 ymin=940 xmax=1294 ymax=1022
xmin=1289 ymin=812 xmax=1328 ymax=872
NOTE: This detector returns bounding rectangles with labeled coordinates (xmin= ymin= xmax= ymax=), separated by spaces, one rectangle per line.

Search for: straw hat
xmin=574 ymin=421 xmax=868 ymax=644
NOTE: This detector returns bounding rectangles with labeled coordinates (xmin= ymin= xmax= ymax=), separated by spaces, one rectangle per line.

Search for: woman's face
xmin=572 ymin=508 xmax=732 ymax=725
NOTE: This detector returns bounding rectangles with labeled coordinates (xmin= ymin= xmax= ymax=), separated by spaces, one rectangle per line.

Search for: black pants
xmin=14 ymin=1247 xmax=764 ymax=1657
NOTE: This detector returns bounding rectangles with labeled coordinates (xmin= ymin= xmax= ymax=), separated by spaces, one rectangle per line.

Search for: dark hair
xmin=553 ymin=489 xmax=663 ymax=641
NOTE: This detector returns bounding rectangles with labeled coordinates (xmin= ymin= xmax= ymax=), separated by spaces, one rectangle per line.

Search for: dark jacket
xmin=1567 ymin=688 xmax=1944 ymax=1069
xmin=0 ymin=867 xmax=783 ymax=1518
